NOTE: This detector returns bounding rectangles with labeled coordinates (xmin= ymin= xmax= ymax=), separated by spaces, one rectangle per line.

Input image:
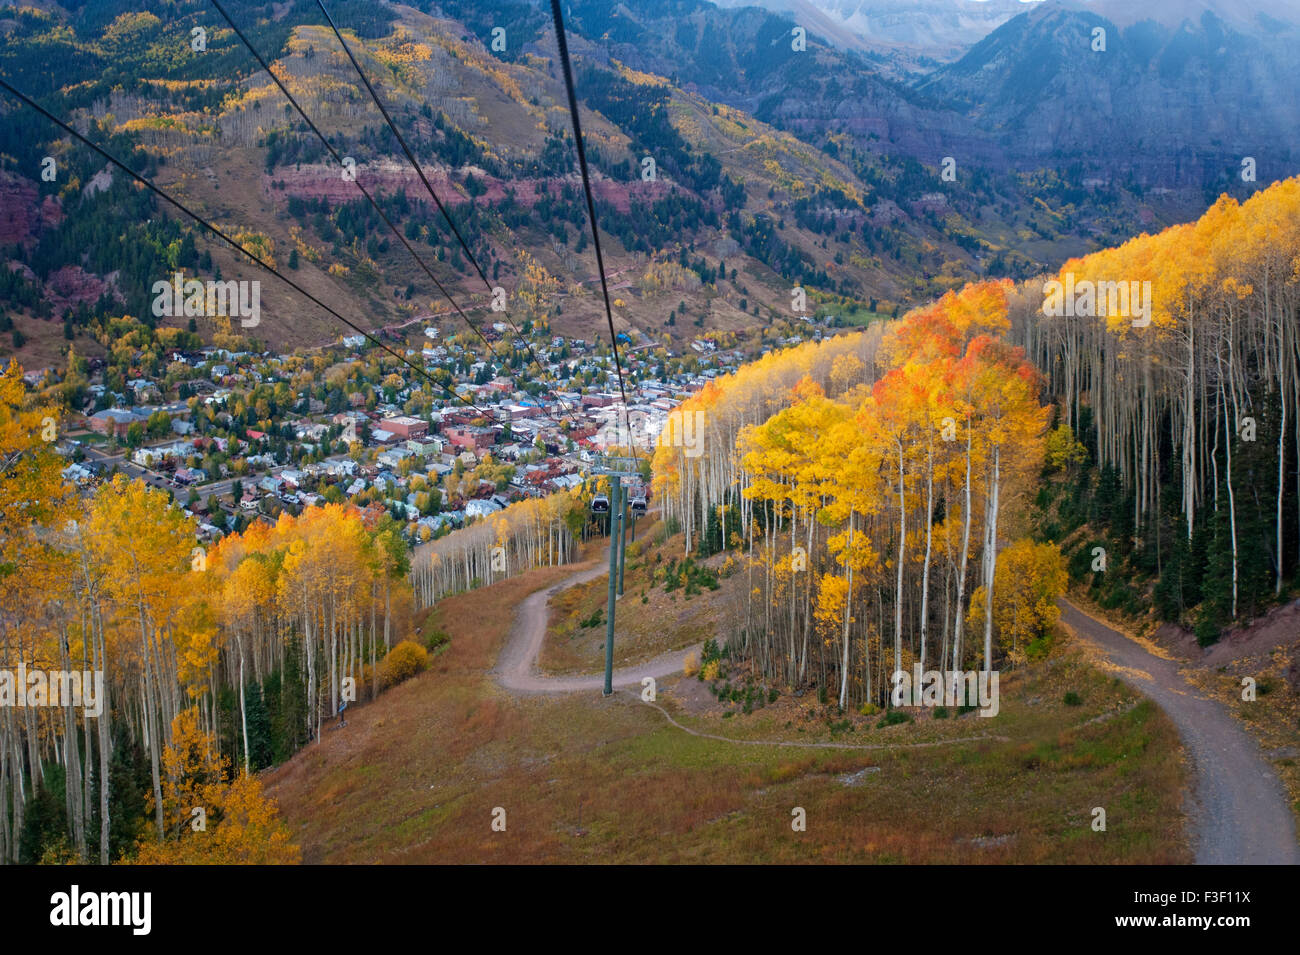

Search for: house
xmin=406 ymin=438 xmax=441 ymax=457
xmin=132 ymin=443 xmax=185 ymax=468
xmin=61 ymin=463 xmax=94 ymax=485
xmin=87 ymin=408 xmax=142 ymax=438
xmin=325 ymin=459 xmax=358 ymax=478
xmin=332 ymin=411 xmax=365 ymax=428
xmin=502 ymin=403 xmax=540 ymax=420
xmin=389 ymin=501 xmax=419 ymax=520
xmin=377 ymin=447 xmax=413 ymax=469
xmin=127 ymin=378 xmax=160 ymax=402
xmin=465 ymin=498 xmax=503 ymax=519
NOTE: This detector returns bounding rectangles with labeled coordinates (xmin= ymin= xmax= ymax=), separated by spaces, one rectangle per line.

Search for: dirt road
xmin=1060 ymin=599 xmax=1300 ymax=865
xmin=492 ymin=555 xmax=702 ymax=694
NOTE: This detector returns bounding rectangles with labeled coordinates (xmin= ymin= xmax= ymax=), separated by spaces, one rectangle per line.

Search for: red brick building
xmin=381 ymin=415 xmax=429 ymax=440
xmin=443 ymin=425 xmax=495 ymax=452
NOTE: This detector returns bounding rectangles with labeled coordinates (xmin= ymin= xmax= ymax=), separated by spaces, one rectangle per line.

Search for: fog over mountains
xmin=712 ymin=0 xmax=1300 ymax=59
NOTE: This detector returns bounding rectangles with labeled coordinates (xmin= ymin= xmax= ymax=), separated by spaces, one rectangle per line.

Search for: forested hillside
xmin=649 ymin=175 xmax=1300 ymax=708
xmin=1 ymin=0 xmax=1203 ymax=371
xmin=1014 ymin=178 xmax=1300 ymax=644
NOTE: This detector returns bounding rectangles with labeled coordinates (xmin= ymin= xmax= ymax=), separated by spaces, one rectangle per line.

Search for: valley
xmin=0 ymin=0 xmax=1297 ymax=881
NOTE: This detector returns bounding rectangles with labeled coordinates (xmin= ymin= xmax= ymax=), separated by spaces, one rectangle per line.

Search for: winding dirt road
xmin=492 ymin=557 xmax=703 ymax=694
xmin=1060 ymin=599 xmax=1300 ymax=865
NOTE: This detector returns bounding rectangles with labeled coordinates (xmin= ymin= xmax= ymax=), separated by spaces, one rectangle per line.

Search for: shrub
xmin=876 ymin=710 xmax=911 ymax=728
xmin=380 ymin=640 xmax=428 ymax=688
xmin=424 ymin=628 xmax=450 ymax=653
xmin=701 ymin=660 xmax=720 ymax=682
xmin=683 ymin=652 xmax=699 ymax=677
xmin=933 ymin=706 xmax=950 ymax=719
xmin=1194 ymin=611 xmax=1221 ymax=648
xmin=1063 ymin=691 xmax=1082 ymax=706
xmin=1025 ymin=634 xmax=1053 ymax=661
xmin=858 ymin=702 xmax=879 ymax=717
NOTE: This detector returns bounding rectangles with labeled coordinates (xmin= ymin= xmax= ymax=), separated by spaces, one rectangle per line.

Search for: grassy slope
xmin=263 ymin=553 xmax=1190 ymax=863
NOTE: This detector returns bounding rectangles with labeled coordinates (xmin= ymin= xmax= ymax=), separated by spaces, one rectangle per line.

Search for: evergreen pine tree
xmin=18 ymin=764 xmax=68 ymax=863
xmin=245 ymin=680 xmax=274 ymax=771
xmin=1196 ymin=502 xmax=1235 ymax=646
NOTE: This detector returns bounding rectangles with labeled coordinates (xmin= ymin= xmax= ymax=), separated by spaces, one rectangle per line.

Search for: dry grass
xmin=539 ymin=528 xmax=731 ymax=674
